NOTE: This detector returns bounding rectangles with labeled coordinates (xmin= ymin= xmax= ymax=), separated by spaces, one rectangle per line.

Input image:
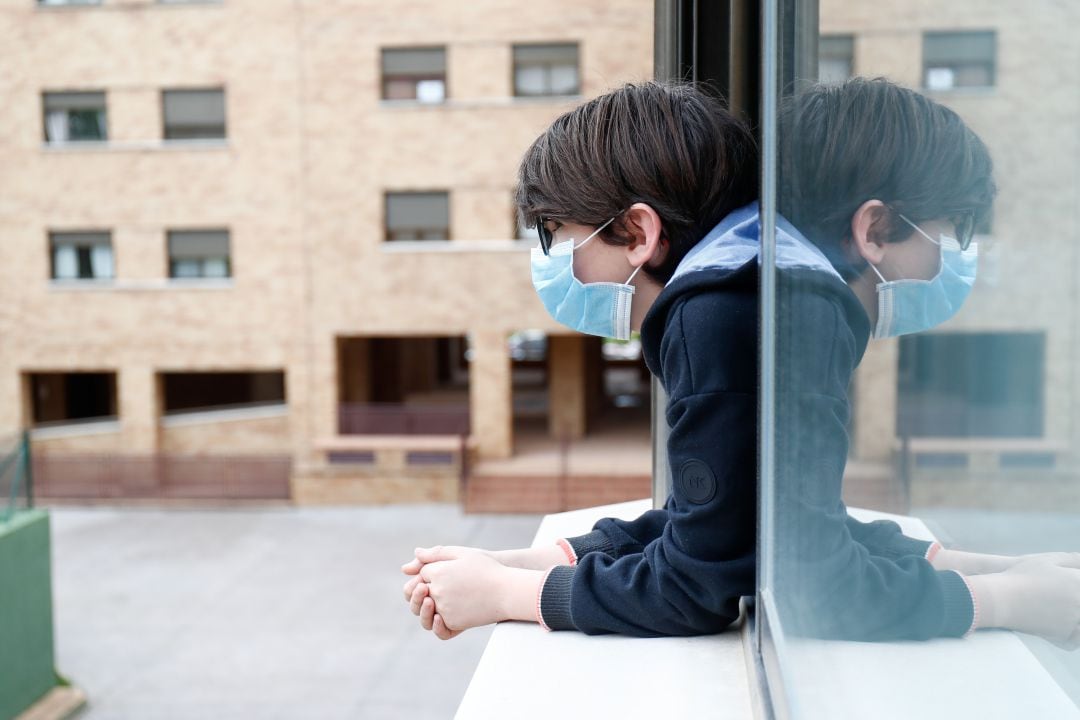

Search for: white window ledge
xmin=381 ymin=240 xmax=534 ymax=254
xmin=161 ymin=403 xmax=287 ymax=428
xmin=457 ymin=499 xmax=1080 ymax=720
xmin=36 ymin=1 xmax=223 ymax=10
xmin=48 ymin=278 xmax=234 ymax=291
xmin=42 ymin=139 xmax=229 ymax=153
xmin=377 ymin=95 xmax=583 ymax=112
xmin=30 ymin=418 xmax=120 ymax=440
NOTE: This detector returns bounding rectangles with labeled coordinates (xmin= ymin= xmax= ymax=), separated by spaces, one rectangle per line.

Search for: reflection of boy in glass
xmin=403 ymin=78 xmax=1080 ymax=649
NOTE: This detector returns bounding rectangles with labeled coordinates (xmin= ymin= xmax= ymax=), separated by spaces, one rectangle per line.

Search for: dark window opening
xmin=29 ymin=372 xmax=117 ymax=426
xmin=898 ymin=332 xmax=1044 ymax=438
xmin=161 ymin=371 xmax=286 ymax=414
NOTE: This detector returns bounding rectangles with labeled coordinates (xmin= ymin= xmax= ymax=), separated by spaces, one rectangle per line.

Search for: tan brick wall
xmin=0 ymin=0 xmax=654 ymax=494
xmin=160 ymin=412 xmax=290 ymax=454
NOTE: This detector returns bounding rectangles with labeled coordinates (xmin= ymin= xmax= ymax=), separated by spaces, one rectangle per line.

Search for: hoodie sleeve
xmin=538 ymin=291 xmax=758 ymax=636
xmin=561 ymin=505 xmax=671 ymax=561
xmin=844 ymin=514 xmax=935 ymax=561
xmin=770 ymin=283 xmax=973 ymax=640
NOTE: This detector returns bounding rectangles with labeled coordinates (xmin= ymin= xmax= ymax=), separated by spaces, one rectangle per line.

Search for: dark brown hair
xmin=515 ymin=81 xmax=759 ymax=284
xmin=779 ymin=77 xmax=996 ymax=280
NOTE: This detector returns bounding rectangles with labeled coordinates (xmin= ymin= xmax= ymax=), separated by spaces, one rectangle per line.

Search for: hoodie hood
xmin=640 ymin=202 xmax=870 ymax=375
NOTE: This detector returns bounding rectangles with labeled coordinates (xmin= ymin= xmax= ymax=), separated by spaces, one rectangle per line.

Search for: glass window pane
xmin=514 ymin=66 xmax=547 ymax=95
xmin=548 ymin=65 xmax=579 ymax=95
xmin=513 ymin=43 xmax=579 ymax=96
xmin=385 ymin=192 xmax=449 ymax=241
xmin=761 ymin=2 xmax=1080 ymax=715
xmin=163 ymin=89 xmax=226 ymax=139
xmin=923 ymin=30 xmax=996 ymax=88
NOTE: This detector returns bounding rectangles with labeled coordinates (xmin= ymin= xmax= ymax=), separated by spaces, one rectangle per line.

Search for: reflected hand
xmin=969 ymin=562 xmax=1080 ymax=650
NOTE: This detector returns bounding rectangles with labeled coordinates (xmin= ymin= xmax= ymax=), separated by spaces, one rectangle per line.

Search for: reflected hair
xmin=778 ymin=77 xmax=996 ymax=280
xmin=515 ymin=81 xmax=759 ymax=284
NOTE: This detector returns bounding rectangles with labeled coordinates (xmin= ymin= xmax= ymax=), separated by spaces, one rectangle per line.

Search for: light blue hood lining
xmin=668 ymin=202 xmax=843 ymax=286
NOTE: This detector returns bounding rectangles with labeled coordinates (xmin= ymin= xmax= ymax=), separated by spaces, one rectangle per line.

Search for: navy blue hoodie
xmin=537 ymin=204 xmax=976 ymax=640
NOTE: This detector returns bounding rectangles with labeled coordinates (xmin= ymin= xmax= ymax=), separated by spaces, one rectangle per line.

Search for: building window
xmin=42 ymin=91 xmax=107 ymax=143
xmin=923 ymin=31 xmax=996 ymax=90
xmin=161 ymin=371 xmax=286 ymax=415
xmin=513 ymin=43 xmax=580 ymax=97
xmin=29 ymin=372 xmax=117 ymax=427
xmin=381 ymin=47 xmax=447 ymax=103
xmin=162 ymin=88 xmax=226 ymax=140
xmin=818 ymin=35 xmax=854 ymax=83
xmin=385 ymin=192 xmax=450 ymax=241
xmin=49 ymin=232 xmax=113 ymax=281
xmin=897 ymin=332 xmax=1045 ymax=438
xmin=168 ymin=230 xmax=231 ymax=279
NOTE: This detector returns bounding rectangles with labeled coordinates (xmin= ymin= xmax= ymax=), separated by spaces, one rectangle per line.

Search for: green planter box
xmin=0 ymin=509 xmax=56 ymax=720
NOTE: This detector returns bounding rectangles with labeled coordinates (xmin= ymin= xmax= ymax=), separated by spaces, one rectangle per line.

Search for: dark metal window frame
xmin=653 ymin=2 xmax=815 ymax=717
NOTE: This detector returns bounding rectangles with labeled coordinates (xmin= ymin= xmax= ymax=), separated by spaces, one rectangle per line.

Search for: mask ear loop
xmin=869 ymin=261 xmax=887 ymax=285
xmin=573 ymin=216 xmax=617 ymax=251
xmin=625 ymin=263 xmax=643 ymax=285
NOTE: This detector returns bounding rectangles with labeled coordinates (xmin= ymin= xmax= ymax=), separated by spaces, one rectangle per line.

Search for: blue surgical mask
xmin=530 ymin=217 xmax=642 ymax=341
xmin=870 ymin=214 xmax=978 ymax=339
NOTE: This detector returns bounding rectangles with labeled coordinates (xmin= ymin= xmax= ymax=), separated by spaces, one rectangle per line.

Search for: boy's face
xmin=542 ymin=219 xmax=639 ymax=285
xmin=877 ymin=217 xmax=956 ymax=282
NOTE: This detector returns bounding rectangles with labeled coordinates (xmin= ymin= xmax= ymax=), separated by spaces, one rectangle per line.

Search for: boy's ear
xmin=623 ymin=202 xmax=667 ymax=270
xmin=849 ymin=199 xmax=891 ymax=265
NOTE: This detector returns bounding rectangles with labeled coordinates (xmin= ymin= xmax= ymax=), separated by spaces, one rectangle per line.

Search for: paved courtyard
xmin=48 ymin=504 xmax=542 ymax=720
xmin=44 ymin=503 xmax=1080 ymax=718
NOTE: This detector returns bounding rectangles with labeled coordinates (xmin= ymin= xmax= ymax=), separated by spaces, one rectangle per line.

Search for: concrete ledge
xmin=454 ymin=499 xmax=753 ymax=720
xmin=457 ymin=500 xmax=1080 ymax=719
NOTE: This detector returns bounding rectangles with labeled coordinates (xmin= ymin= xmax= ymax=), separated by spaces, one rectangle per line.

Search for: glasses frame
xmin=889 ymin=206 xmax=977 ymax=251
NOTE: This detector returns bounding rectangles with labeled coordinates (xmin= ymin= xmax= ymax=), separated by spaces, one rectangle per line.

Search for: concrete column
xmin=469 ymin=330 xmax=512 ymax=458
xmin=118 ymin=366 xmax=159 ymax=453
xmin=547 ymin=335 xmax=587 ymax=440
xmin=851 ymin=338 xmax=900 ymax=462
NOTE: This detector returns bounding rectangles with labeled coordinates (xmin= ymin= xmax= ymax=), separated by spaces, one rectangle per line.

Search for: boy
xmin=403 ymin=79 xmax=1080 ymax=648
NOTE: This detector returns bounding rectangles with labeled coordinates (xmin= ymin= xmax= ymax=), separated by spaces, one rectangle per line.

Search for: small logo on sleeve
xmin=677 ymin=459 xmax=717 ymax=504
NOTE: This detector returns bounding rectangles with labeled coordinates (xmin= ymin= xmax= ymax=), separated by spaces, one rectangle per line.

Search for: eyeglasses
xmin=950 ymin=210 xmax=977 ymax=251
xmin=536 ymin=216 xmax=556 ymax=256
xmin=536 ymin=212 xmax=625 ymax=256
xmin=889 ymin=206 xmax=977 ymax=251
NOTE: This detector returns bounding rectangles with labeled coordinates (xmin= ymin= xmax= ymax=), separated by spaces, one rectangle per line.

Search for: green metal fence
xmin=0 ymin=431 xmax=33 ymax=524
xmin=0 ymin=431 xmax=60 ymax=720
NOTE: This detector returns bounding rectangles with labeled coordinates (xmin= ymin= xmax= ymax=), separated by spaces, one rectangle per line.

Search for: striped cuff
xmin=564 ymin=530 xmax=615 ymax=559
xmin=938 ymin=570 xmax=977 ymax=637
xmin=537 ymin=565 xmax=576 ymax=631
xmin=925 ymin=541 xmax=943 ymax=564
xmin=959 ymin=574 xmax=980 ymax=636
xmin=535 ymin=566 xmax=556 ymax=631
xmin=556 ymin=538 xmax=578 ymax=566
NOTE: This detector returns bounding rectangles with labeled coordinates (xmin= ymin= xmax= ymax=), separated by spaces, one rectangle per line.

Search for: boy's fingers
xmin=402 ymin=574 xmax=422 ymax=601
xmin=415 ymin=545 xmax=458 ymax=563
xmin=402 ymin=557 xmax=423 ymax=575
xmin=409 ymin=582 xmax=429 ymax=616
xmin=433 ymin=613 xmax=457 ymax=641
xmin=420 ymin=596 xmax=436 ymax=631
